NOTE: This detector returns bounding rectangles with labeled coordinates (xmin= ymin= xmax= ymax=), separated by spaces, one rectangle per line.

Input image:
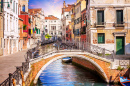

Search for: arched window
xmin=22 ymin=5 xmax=25 ymax=12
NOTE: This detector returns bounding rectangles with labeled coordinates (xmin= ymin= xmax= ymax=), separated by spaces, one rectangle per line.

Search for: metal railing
xmin=0 ymin=61 xmax=29 ymax=86
xmin=60 ymin=42 xmax=114 ymax=61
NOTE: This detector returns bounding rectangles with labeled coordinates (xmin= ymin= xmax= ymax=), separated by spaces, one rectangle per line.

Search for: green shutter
xmin=117 ymin=10 xmax=123 ymax=24
xmin=97 ymin=11 xmax=104 ymax=25
xmin=39 ymin=29 xmax=40 ymax=34
xmin=36 ymin=29 xmax=38 ymax=34
xmin=98 ymin=33 xmax=105 ymax=44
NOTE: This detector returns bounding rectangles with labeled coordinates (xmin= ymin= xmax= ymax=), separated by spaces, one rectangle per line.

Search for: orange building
xmin=18 ymin=18 xmax=24 ymax=51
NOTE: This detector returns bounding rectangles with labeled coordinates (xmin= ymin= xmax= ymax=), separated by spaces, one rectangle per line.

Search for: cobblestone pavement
xmin=0 ymin=44 xmax=37 ymax=83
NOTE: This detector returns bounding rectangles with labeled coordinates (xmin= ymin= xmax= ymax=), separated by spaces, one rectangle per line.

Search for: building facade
xmin=0 ymin=0 xmax=19 ymax=56
xmin=45 ymin=15 xmax=62 ymax=39
xmin=61 ymin=1 xmax=74 ymax=43
xmin=74 ymin=1 xmax=81 ymax=47
xmin=29 ymin=8 xmax=45 ymax=42
xmin=66 ymin=22 xmax=72 ymax=42
xmin=18 ymin=18 xmax=23 ymax=51
xmin=71 ymin=5 xmax=75 ymax=42
xmin=86 ymin=0 xmax=130 ymax=55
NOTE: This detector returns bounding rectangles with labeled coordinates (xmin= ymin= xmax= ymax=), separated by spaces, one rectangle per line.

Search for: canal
xmin=37 ymin=59 xmax=120 ymax=86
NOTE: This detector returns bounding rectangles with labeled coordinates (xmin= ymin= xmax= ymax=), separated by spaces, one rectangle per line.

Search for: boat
xmin=120 ymin=76 xmax=130 ymax=86
xmin=62 ymin=57 xmax=72 ymax=63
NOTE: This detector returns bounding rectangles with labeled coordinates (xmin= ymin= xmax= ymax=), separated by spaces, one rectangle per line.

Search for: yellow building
xmin=86 ymin=0 xmax=130 ymax=55
xmin=71 ymin=6 xmax=75 ymax=41
xmin=74 ymin=1 xmax=81 ymax=46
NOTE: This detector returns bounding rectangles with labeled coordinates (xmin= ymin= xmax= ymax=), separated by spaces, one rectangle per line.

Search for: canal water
xmin=37 ymin=59 xmax=120 ymax=86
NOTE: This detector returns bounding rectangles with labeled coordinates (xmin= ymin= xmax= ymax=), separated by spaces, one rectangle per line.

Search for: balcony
xmin=94 ymin=22 xmax=106 ymax=27
xmin=113 ymin=22 xmax=124 ymax=27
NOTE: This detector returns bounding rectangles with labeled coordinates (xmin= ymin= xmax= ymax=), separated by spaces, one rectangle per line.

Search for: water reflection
xmin=37 ymin=59 xmax=120 ymax=86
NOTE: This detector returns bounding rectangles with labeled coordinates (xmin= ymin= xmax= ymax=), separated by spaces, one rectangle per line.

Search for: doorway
xmin=116 ymin=36 xmax=125 ymax=55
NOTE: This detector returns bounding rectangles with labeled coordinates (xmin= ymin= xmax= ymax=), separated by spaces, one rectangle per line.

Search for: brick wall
xmin=25 ymin=54 xmax=129 ymax=85
xmin=25 ymin=55 xmax=62 ymax=86
xmin=73 ymin=55 xmax=128 ymax=83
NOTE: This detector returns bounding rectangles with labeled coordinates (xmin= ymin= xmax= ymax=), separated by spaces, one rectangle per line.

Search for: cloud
xmin=29 ymin=0 xmax=76 ymax=19
xmin=29 ymin=4 xmax=36 ymax=7
xmin=54 ymin=0 xmax=60 ymax=3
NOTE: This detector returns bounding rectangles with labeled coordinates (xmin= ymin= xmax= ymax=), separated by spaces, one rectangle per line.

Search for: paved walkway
xmin=0 ymin=44 xmax=37 ymax=83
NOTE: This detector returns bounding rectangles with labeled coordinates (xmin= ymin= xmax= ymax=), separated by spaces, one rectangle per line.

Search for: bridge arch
xmin=33 ymin=54 xmax=109 ymax=84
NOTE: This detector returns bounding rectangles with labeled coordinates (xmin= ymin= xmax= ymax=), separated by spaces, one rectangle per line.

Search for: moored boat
xmin=120 ymin=76 xmax=130 ymax=86
xmin=62 ymin=57 xmax=72 ymax=63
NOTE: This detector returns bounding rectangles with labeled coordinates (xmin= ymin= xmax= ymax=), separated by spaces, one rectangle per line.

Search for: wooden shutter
xmin=117 ymin=10 xmax=123 ymax=24
xmin=97 ymin=11 xmax=104 ymax=25
xmin=36 ymin=29 xmax=38 ymax=34
xmin=98 ymin=33 xmax=105 ymax=43
xmin=39 ymin=29 xmax=40 ymax=34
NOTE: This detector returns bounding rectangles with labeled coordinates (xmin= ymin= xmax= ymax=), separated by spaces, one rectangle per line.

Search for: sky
xmin=29 ymin=0 xmax=76 ymax=19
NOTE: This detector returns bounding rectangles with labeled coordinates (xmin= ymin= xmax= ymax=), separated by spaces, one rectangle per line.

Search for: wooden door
xmin=116 ymin=37 xmax=124 ymax=55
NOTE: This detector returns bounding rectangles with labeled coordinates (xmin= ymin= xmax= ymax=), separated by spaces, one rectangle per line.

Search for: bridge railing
xmin=60 ymin=42 xmax=114 ymax=61
xmin=0 ymin=61 xmax=29 ymax=86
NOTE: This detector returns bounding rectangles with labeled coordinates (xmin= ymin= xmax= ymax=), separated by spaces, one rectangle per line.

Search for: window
xmin=54 ymin=21 xmax=56 ymax=22
xmin=46 ymin=25 xmax=47 ymax=27
xmin=10 ymin=0 xmax=12 ymax=3
xmin=75 ymin=29 xmax=79 ymax=35
xmin=39 ymin=29 xmax=40 ymax=34
xmin=98 ymin=33 xmax=105 ymax=44
xmin=29 ymin=18 xmax=31 ymax=23
xmin=13 ymin=40 xmax=16 ymax=46
xmin=74 ymin=20 xmax=76 ymax=25
xmin=77 ymin=18 xmax=79 ymax=24
xmin=86 ymin=0 xmax=88 ymax=5
xmin=97 ymin=10 xmax=104 ymax=25
xmin=66 ymin=34 xmax=68 ymax=37
xmin=1 ymin=38 xmax=2 ymax=48
xmin=29 ymin=29 xmax=31 ymax=35
xmin=4 ymin=39 xmax=5 ymax=48
xmin=22 ymin=5 xmax=25 ymax=12
xmin=16 ymin=3 xmax=17 ymax=14
xmin=13 ymin=1 xmax=15 ymax=12
xmin=116 ymin=10 xmax=123 ymax=24
xmin=46 ymin=20 xmax=47 ymax=22
xmin=81 ymin=26 xmax=86 ymax=34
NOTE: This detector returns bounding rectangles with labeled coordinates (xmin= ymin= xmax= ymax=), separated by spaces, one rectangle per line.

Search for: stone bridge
xmin=1 ymin=43 xmax=129 ymax=86
xmin=24 ymin=50 xmax=122 ymax=86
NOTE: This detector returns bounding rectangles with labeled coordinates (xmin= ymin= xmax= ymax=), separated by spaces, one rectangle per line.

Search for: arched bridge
xmin=1 ymin=43 xmax=124 ymax=86
xmin=24 ymin=42 xmax=119 ymax=86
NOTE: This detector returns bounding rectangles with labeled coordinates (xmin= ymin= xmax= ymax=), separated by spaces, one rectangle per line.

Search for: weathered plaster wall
xmin=90 ymin=0 xmax=130 ymax=4
xmin=91 ymin=29 xmax=130 ymax=53
xmin=89 ymin=0 xmax=130 ymax=54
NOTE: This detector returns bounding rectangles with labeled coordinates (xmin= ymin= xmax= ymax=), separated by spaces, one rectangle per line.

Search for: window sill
xmin=114 ymin=24 xmax=124 ymax=27
xmin=96 ymin=25 xmax=105 ymax=27
xmin=98 ymin=43 xmax=105 ymax=44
